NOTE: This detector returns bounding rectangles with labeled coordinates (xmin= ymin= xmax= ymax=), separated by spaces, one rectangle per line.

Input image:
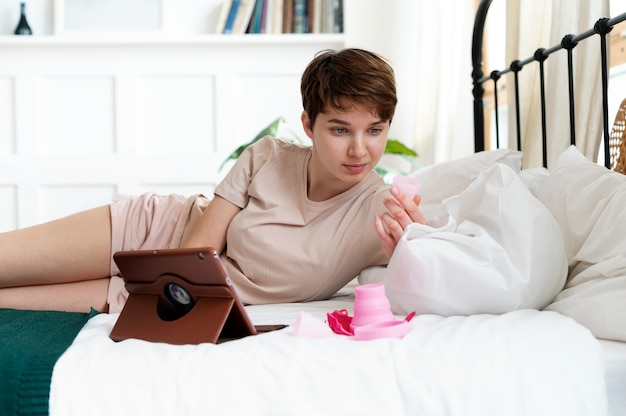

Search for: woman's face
xmin=302 ymin=100 xmax=389 ymax=198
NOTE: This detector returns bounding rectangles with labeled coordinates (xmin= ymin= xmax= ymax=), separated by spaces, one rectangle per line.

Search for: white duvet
xmin=50 ymin=288 xmax=607 ymax=416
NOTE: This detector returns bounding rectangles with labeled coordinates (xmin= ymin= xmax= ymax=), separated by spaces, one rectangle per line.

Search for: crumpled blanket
xmin=385 ymin=163 xmax=567 ymax=316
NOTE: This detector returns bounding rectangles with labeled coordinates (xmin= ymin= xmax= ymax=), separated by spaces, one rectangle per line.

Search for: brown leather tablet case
xmin=109 ymin=247 xmax=257 ymax=345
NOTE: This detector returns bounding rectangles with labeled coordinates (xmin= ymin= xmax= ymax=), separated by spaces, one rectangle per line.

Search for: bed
xmin=2 ymin=1 xmax=626 ymax=415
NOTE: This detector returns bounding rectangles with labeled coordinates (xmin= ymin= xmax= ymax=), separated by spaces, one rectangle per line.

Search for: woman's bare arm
xmin=180 ymin=195 xmax=242 ymax=253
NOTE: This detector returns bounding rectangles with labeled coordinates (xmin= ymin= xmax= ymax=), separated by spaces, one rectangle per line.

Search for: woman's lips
xmin=344 ymin=163 xmax=368 ymax=174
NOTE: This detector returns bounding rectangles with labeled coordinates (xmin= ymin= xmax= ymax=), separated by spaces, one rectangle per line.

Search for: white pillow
xmin=409 ymin=148 xmax=523 ymax=218
xmin=384 ymin=163 xmax=567 ymax=316
xmin=358 ymin=149 xmax=524 ymax=287
xmin=519 ymin=167 xmax=549 ymax=197
xmin=538 ymin=146 xmax=626 ymax=342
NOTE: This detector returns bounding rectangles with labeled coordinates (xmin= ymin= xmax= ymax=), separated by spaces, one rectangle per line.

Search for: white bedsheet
xmin=601 ymin=340 xmax=626 ymax=416
xmin=49 ymin=288 xmax=608 ymax=416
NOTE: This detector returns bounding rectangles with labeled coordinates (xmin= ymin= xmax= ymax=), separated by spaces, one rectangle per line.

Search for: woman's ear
xmin=301 ymin=111 xmax=314 ymax=139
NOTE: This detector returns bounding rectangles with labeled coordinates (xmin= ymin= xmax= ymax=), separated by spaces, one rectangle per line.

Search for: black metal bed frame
xmin=471 ymin=0 xmax=626 ymax=168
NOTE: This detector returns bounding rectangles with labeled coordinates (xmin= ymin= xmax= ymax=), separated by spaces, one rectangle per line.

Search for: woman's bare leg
xmin=0 ymin=279 xmax=110 ymax=312
xmin=0 ymin=205 xmax=112 ymax=311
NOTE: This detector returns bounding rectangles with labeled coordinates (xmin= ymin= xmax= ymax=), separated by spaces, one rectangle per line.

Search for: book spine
xmin=215 ymin=0 xmax=234 ymax=34
xmin=312 ymin=0 xmax=322 ymax=33
xmin=307 ymin=0 xmax=315 ymax=34
xmin=332 ymin=0 xmax=343 ymax=33
xmin=272 ymin=0 xmax=284 ymax=34
xmin=283 ymin=0 xmax=293 ymax=33
xmin=293 ymin=0 xmax=307 ymax=33
xmin=223 ymin=0 xmax=242 ymax=34
xmin=259 ymin=0 xmax=268 ymax=33
xmin=323 ymin=0 xmax=333 ymax=33
xmin=251 ymin=0 xmax=264 ymax=33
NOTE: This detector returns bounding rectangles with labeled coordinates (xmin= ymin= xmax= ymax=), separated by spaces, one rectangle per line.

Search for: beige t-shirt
xmin=214 ymin=136 xmax=390 ymax=304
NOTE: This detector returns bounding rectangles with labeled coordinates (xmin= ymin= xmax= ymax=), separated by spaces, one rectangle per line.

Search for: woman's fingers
xmin=375 ymin=213 xmax=406 ymax=260
xmin=375 ymin=189 xmax=427 ymax=260
xmin=377 ymin=212 xmax=405 ymax=243
xmin=389 ymin=188 xmax=426 ymax=225
xmin=408 ymin=194 xmax=426 ymax=224
xmin=374 ymin=215 xmax=395 ymax=260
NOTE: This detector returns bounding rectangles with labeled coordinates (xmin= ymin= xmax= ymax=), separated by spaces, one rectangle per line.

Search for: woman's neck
xmin=306 ymin=158 xmax=358 ymax=202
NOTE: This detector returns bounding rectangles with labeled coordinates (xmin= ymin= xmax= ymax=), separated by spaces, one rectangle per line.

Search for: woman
xmin=0 ymin=48 xmax=424 ymax=313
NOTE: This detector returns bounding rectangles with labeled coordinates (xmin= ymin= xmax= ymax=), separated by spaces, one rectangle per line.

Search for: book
xmin=310 ymin=0 xmax=323 ymax=33
xmin=272 ymin=0 xmax=284 ymax=34
xmin=292 ymin=0 xmax=307 ymax=33
xmin=232 ymin=0 xmax=256 ymax=34
xmin=223 ymin=0 xmax=242 ymax=34
xmin=332 ymin=0 xmax=343 ymax=33
xmin=283 ymin=0 xmax=293 ymax=33
xmin=215 ymin=0 xmax=234 ymax=34
xmin=323 ymin=0 xmax=334 ymax=33
xmin=260 ymin=0 xmax=269 ymax=33
xmin=248 ymin=0 xmax=264 ymax=33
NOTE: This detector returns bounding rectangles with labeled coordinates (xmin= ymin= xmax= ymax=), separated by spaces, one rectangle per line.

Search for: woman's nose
xmin=348 ymin=135 xmax=367 ymax=158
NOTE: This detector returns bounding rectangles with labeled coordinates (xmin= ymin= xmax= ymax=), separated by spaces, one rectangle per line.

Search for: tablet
xmin=109 ymin=247 xmax=258 ymax=344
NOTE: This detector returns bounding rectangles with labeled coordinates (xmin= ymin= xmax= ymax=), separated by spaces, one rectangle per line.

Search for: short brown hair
xmin=300 ymin=48 xmax=397 ymax=128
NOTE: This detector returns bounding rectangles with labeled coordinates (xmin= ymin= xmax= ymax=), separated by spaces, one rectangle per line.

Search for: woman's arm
xmin=180 ymin=195 xmax=242 ymax=253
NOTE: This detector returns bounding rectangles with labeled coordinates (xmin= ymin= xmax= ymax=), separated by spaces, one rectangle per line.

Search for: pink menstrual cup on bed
xmin=392 ymin=176 xmax=420 ymax=204
xmin=293 ymin=311 xmax=335 ymax=338
xmin=350 ymin=283 xmax=396 ymax=331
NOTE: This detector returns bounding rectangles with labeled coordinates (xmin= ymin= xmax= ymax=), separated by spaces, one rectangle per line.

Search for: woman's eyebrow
xmin=326 ymin=118 xmax=386 ymax=126
xmin=326 ymin=118 xmax=349 ymax=125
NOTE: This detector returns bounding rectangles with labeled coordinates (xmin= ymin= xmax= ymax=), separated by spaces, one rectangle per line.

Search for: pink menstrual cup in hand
xmin=350 ymin=283 xmax=396 ymax=331
xmin=392 ymin=176 xmax=420 ymax=204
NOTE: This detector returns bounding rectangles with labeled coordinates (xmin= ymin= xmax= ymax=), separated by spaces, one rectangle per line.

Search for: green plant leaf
xmin=385 ymin=139 xmax=418 ymax=157
xmin=218 ymin=116 xmax=287 ymax=172
xmin=375 ymin=166 xmax=416 ymax=185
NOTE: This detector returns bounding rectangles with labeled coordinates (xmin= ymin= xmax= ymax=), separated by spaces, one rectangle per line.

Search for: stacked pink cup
xmin=350 ymin=283 xmax=409 ymax=340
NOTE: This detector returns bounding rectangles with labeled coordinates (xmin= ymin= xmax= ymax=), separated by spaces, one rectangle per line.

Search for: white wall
xmin=0 ymin=0 xmax=482 ymax=231
xmin=0 ymin=1 xmax=348 ymax=231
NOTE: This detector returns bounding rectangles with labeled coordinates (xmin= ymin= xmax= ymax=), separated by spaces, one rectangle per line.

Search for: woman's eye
xmin=369 ymin=128 xmax=383 ymax=135
xmin=334 ymin=127 xmax=347 ymax=134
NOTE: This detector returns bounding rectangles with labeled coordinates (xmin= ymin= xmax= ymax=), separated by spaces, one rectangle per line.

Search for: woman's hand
xmin=374 ymin=187 xmax=426 ymax=260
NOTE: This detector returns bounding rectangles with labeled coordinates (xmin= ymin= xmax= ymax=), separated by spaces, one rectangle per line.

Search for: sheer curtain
xmin=411 ymin=1 xmax=476 ymax=166
xmin=345 ymin=0 xmax=610 ymax=168
xmin=506 ymin=0 xmax=610 ymax=168
xmin=344 ymin=0 xmax=476 ymax=167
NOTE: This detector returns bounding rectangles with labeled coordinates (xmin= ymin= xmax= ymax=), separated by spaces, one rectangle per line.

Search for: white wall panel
xmin=0 ymin=186 xmax=17 ymax=232
xmin=0 ymin=77 xmax=15 ymax=154
xmin=0 ymin=37 xmax=346 ymax=231
xmin=37 ymin=185 xmax=117 ymax=225
xmin=134 ymin=75 xmax=215 ymax=155
xmin=239 ymin=74 xmax=306 ymax=142
xmin=37 ymin=76 xmax=115 ymax=155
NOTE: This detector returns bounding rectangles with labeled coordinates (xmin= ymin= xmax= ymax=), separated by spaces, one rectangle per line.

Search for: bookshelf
xmin=216 ymin=0 xmax=343 ymax=35
xmin=0 ymin=0 xmax=343 ymax=39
